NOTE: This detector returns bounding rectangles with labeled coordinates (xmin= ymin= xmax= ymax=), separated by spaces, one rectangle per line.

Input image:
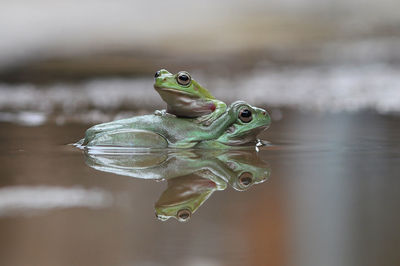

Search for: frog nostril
xmin=154 ymin=71 xmax=161 ymax=78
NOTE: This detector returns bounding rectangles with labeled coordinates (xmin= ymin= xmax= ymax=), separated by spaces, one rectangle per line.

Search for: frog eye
xmin=239 ymin=108 xmax=252 ymax=123
xmin=177 ymin=208 xmax=191 ymax=222
xmin=238 ymin=172 xmax=253 ymax=188
xmin=176 ymin=71 xmax=191 ymax=86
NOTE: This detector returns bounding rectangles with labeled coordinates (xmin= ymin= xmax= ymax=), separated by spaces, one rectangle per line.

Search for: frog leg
xmin=194 ymin=100 xmax=227 ymax=126
xmin=194 ymin=140 xmax=235 ymax=149
xmin=87 ymin=129 xmax=169 ymax=148
xmin=169 ymin=139 xmax=199 ymax=149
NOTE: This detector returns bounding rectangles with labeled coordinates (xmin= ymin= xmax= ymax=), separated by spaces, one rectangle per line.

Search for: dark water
xmin=0 ymin=110 xmax=399 ymax=266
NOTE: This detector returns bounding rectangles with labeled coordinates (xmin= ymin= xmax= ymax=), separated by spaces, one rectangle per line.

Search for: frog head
xmin=217 ymin=101 xmax=271 ymax=146
xmin=154 ymin=69 xmax=215 ymax=101
xmin=217 ymin=150 xmax=271 ymax=191
xmin=154 ymin=173 xmax=227 ymax=222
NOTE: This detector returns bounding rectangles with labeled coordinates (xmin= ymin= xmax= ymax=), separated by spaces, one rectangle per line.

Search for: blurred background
xmin=1 ymin=0 xmax=400 ymax=123
xmin=0 ymin=1 xmax=399 ymax=266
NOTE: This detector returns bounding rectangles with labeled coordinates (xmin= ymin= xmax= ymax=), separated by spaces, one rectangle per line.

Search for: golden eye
xmin=177 ymin=209 xmax=191 ymax=222
xmin=176 ymin=71 xmax=191 ymax=86
xmin=238 ymin=172 xmax=253 ymax=188
xmin=239 ymin=108 xmax=252 ymax=123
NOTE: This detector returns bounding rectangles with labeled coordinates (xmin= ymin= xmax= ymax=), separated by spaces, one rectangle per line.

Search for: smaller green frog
xmin=154 ymin=69 xmax=226 ymax=125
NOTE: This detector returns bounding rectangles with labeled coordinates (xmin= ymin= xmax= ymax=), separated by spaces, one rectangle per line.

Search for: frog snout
xmin=154 ymin=69 xmax=171 ymax=79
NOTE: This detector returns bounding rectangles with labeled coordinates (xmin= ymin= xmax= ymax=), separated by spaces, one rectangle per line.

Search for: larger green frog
xmin=154 ymin=69 xmax=227 ymax=125
xmin=82 ymin=101 xmax=270 ymax=149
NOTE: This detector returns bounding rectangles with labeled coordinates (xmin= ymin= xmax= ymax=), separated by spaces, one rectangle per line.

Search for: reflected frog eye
xmin=238 ymin=172 xmax=253 ymax=188
xmin=176 ymin=71 xmax=191 ymax=86
xmin=177 ymin=208 xmax=191 ymax=222
xmin=239 ymin=108 xmax=252 ymax=123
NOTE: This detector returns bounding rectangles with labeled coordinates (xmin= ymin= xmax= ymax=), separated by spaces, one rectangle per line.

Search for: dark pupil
xmin=240 ymin=176 xmax=252 ymax=186
xmin=154 ymin=71 xmax=160 ymax=78
xmin=179 ymin=212 xmax=189 ymax=219
xmin=241 ymin=109 xmax=251 ymax=117
xmin=179 ymin=75 xmax=189 ymax=81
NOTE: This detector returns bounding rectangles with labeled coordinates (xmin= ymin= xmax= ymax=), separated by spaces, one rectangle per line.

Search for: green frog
xmin=154 ymin=69 xmax=227 ymax=125
xmin=83 ymin=149 xmax=270 ymax=222
xmin=82 ymin=101 xmax=270 ymax=149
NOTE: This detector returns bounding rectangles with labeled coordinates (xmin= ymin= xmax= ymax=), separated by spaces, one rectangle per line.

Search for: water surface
xmin=0 ymin=110 xmax=399 ymax=266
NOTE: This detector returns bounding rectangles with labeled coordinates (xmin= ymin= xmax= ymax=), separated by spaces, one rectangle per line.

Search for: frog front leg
xmin=195 ymin=100 xmax=227 ymax=126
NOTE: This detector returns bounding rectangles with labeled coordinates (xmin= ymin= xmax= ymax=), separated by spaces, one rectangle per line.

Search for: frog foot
xmin=194 ymin=114 xmax=214 ymax=126
xmin=154 ymin=109 xmax=176 ymax=118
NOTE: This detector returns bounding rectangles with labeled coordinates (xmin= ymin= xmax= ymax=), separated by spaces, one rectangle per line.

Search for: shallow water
xmin=0 ymin=110 xmax=399 ymax=266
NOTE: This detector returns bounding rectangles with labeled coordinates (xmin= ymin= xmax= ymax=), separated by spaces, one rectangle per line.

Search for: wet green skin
xmin=154 ymin=69 xmax=227 ymax=125
xmin=82 ymin=101 xmax=270 ymax=149
xmin=84 ymin=149 xmax=270 ymax=222
xmin=196 ymin=102 xmax=271 ymax=148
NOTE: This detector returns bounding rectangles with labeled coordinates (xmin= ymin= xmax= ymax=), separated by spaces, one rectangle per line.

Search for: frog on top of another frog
xmin=154 ymin=69 xmax=227 ymax=125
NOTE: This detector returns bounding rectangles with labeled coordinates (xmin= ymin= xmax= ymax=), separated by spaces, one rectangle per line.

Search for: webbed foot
xmin=194 ymin=101 xmax=227 ymax=126
xmin=194 ymin=113 xmax=215 ymax=126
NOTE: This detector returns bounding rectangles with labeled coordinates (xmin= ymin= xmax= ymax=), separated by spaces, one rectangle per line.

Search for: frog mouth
xmin=225 ymin=126 xmax=269 ymax=146
xmin=154 ymin=86 xmax=194 ymax=97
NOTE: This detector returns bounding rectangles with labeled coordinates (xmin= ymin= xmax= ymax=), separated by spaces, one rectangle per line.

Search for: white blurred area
xmin=0 ymin=186 xmax=113 ymax=217
xmin=1 ymin=64 xmax=399 ymax=124
xmin=0 ymin=0 xmax=400 ymax=116
xmin=1 ymin=0 xmax=400 ymax=67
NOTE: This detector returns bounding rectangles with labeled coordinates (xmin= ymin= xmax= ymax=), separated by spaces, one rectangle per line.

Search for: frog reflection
xmin=84 ymin=148 xmax=270 ymax=222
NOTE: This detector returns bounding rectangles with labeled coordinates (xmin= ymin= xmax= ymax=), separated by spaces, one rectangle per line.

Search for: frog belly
xmin=164 ymin=95 xmax=213 ymax=117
